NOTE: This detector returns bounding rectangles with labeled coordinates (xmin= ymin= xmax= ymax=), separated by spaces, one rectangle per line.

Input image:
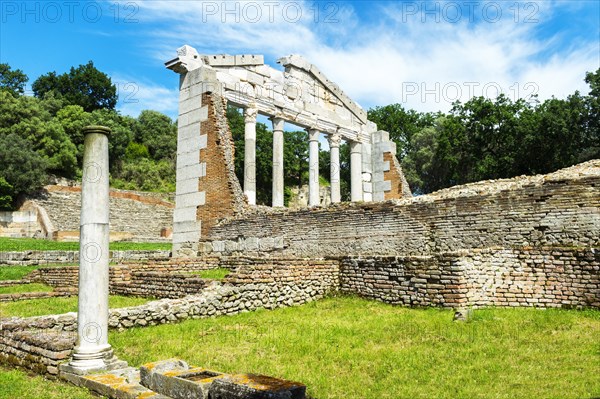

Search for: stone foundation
xmin=340 ymin=247 xmax=600 ymax=309
xmin=0 ymin=257 xmax=339 ymax=376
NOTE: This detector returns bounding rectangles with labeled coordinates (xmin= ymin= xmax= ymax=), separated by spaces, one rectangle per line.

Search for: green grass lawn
xmin=0 ymin=266 xmax=41 ymax=280
xmin=0 ymin=263 xmax=124 ymax=281
xmin=0 ymin=283 xmax=53 ymax=295
xmin=0 ymin=366 xmax=95 ymax=399
xmin=0 ymin=295 xmax=152 ymax=318
xmin=107 ymin=296 xmax=599 ymax=399
xmin=0 ymin=237 xmax=171 ymax=252
xmin=187 ymin=268 xmax=231 ymax=280
xmin=1 ymin=296 xmax=598 ymax=398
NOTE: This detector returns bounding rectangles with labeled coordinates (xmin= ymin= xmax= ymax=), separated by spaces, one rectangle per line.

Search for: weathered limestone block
xmin=140 ymin=359 xmax=225 ymax=399
xmin=209 ymin=374 xmax=306 ymax=399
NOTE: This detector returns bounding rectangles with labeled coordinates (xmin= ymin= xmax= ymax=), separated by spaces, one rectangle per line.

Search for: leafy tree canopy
xmin=0 ymin=63 xmax=28 ymax=96
xmin=32 ymin=61 xmax=117 ymax=112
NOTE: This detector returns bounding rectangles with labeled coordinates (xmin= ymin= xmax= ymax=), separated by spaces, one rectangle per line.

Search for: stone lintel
xmin=203 ymin=54 xmax=265 ymax=67
xmin=223 ymin=91 xmax=370 ymax=143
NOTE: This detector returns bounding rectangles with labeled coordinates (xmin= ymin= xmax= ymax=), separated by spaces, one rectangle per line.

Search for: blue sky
xmin=1 ymin=0 xmax=598 ymax=120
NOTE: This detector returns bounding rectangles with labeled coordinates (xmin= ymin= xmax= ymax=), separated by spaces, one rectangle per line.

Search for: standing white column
xmin=350 ymin=140 xmax=363 ymax=202
xmin=243 ymin=107 xmax=258 ymax=205
xmin=308 ymin=128 xmax=320 ymax=207
xmin=328 ymin=133 xmax=341 ymax=203
xmin=63 ymin=125 xmax=125 ymax=375
xmin=272 ymin=117 xmax=285 ymax=207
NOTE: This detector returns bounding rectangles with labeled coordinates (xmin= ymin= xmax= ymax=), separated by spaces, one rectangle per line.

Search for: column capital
xmin=243 ymin=107 xmax=258 ymax=123
xmin=327 ymin=133 xmax=341 ymax=148
xmin=83 ymin=125 xmax=111 ymax=137
xmin=349 ymin=140 xmax=362 ymax=153
xmin=307 ymin=128 xmax=319 ymax=142
xmin=271 ymin=117 xmax=285 ymax=132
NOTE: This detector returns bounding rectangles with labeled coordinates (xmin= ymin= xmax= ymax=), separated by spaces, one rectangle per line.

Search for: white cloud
xmin=113 ymin=75 xmax=179 ymax=119
xmin=129 ymin=0 xmax=599 ymax=114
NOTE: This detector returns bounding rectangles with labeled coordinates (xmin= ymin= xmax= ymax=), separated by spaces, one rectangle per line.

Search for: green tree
xmin=32 ymin=61 xmax=117 ymax=112
xmin=0 ymin=133 xmax=47 ymax=206
xmin=368 ymin=104 xmax=436 ymax=159
xmin=134 ymin=110 xmax=177 ymax=160
xmin=54 ymin=105 xmax=93 ymax=163
xmin=89 ymin=109 xmax=134 ymax=172
xmin=0 ymin=91 xmax=78 ymax=177
xmin=112 ymin=158 xmax=175 ymax=192
xmin=0 ymin=63 xmax=28 ymax=96
xmin=284 ymin=130 xmax=308 ymax=188
xmin=402 ymin=122 xmax=442 ymax=194
xmin=582 ymin=69 xmax=600 ymax=160
xmin=0 ymin=177 xmax=13 ymax=210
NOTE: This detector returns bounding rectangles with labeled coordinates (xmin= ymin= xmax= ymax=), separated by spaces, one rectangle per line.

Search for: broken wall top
xmin=166 ymin=45 xmax=376 ymax=143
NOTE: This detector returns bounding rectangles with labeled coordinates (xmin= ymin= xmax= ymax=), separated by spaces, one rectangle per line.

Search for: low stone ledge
xmin=0 ymin=250 xmax=171 ymax=265
xmin=0 ymin=291 xmax=73 ymax=302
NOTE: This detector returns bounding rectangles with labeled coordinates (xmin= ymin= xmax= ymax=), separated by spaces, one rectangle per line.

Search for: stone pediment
xmin=166 ymin=45 xmax=376 ymax=143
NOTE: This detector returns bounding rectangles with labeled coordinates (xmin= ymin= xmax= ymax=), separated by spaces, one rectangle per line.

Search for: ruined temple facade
xmin=166 ymin=45 xmax=410 ymax=255
xmin=165 ymin=46 xmax=599 ymax=310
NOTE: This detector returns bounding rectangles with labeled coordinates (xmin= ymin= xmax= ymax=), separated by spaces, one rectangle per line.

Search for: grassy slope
xmin=0 ymin=266 xmax=42 ymax=280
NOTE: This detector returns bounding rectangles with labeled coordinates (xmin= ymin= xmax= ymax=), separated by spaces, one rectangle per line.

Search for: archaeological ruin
xmin=0 ymin=45 xmax=598 ymax=398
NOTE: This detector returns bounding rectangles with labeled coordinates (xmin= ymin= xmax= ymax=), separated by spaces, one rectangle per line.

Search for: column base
xmin=60 ymin=345 xmax=128 ymax=376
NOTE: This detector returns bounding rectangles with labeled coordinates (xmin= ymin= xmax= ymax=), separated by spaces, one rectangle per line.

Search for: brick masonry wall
xmin=340 ymin=255 xmax=467 ymax=308
xmin=203 ymin=161 xmax=600 ymax=257
xmin=197 ymin=93 xmax=246 ymax=237
xmin=384 ymin=152 xmax=412 ymax=200
xmin=23 ymin=258 xmax=223 ymax=299
xmin=461 ymin=248 xmax=599 ymax=308
xmin=18 ymin=185 xmax=174 ymax=241
xmin=340 ymin=248 xmax=600 ymax=309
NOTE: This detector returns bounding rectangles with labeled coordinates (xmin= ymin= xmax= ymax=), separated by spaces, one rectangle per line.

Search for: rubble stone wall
xmin=0 ymin=257 xmax=339 ymax=376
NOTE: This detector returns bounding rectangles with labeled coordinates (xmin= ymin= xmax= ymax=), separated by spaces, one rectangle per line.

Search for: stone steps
xmin=61 ymin=366 xmax=172 ymax=399
xmin=61 ymin=359 xmax=307 ymax=399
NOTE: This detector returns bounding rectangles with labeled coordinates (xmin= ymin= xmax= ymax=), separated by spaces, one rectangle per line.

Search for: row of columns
xmin=243 ymin=107 xmax=362 ymax=207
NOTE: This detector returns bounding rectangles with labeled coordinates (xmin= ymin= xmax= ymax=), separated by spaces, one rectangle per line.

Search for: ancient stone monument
xmin=60 ymin=126 xmax=126 ymax=375
xmin=166 ymin=45 xmax=411 ymax=256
